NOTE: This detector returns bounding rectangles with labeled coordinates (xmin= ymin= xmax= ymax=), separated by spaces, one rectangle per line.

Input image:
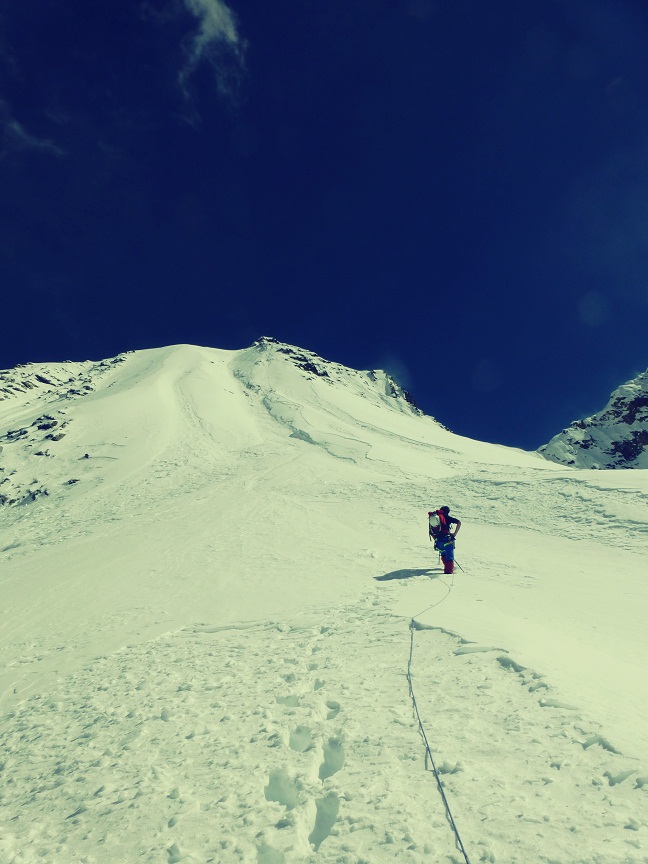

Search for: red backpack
xmin=428 ymin=509 xmax=448 ymax=540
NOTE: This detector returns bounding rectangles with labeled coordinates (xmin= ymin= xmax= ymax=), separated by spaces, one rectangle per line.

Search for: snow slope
xmin=0 ymin=339 xmax=647 ymax=864
xmin=539 ymin=368 xmax=648 ymax=468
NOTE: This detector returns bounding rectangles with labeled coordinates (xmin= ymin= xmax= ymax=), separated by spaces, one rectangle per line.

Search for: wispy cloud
xmin=0 ymin=100 xmax=65 ymax=158
xmin=179 ymin=0 xmax=246 ymax=101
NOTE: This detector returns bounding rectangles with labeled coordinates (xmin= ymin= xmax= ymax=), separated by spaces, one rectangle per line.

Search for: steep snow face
xmin=539 ymin=369 xmax=648 ymax=468
xmin=230 ymin=337 xmax=542 ymax=471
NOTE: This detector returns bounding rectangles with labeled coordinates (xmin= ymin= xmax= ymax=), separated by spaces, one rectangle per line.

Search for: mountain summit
xmin=539 ymin=368 xmax=648 ymax=468
xmin=0 ymin=338 xmax=442 ymax=509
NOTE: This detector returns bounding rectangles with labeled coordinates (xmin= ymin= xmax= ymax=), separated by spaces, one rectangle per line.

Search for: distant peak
xmin=539 ymin=367 xmax=648 ymax=468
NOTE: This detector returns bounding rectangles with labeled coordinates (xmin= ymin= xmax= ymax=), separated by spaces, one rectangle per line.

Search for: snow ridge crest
xmin=250 ymin=336 xmax=422 ymax=416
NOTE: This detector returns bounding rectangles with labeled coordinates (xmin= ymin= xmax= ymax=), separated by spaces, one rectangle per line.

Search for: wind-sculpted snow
xmin=0 ymin=340 xmax=647 ymax=862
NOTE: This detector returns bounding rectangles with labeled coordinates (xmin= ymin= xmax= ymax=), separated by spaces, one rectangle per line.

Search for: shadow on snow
xmin=374 ymin=568 xmax=439 ymax=582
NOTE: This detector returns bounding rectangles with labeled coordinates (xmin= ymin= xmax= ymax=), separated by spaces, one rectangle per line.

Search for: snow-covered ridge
xmin=539 ymin=368 xmax=648 ymax=469
xmin=0 ymin=354 xmax=129 ymax=506
xmin=0 ymin=354 xmax=129 ymax=404
xmin=246 ymin=336 xmax=424 ymax=416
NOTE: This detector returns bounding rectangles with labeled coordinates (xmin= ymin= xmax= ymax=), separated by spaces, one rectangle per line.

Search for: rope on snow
xmin=406 ymin=571 xmax=472 ymax=864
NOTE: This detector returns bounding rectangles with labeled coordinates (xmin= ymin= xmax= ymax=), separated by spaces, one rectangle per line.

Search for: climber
xmin=428 ymin=505 xmax=461 ymax=575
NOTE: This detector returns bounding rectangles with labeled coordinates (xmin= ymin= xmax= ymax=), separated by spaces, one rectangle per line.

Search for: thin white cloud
xmin=185 ymin=0 xmax=239 ymax=53
xmin=179 ymin=0 xmax=246 ymax=101
xmin=0 ymin=99 xmax=65 ymax=158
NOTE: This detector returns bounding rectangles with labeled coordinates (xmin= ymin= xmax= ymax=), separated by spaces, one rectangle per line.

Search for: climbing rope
xmin=411 ymin=571 xmax=454 ymax=619
xmin=406 ymin=573 xmax=472 ymax=864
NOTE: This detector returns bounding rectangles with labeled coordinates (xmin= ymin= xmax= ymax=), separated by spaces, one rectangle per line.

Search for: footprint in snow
xmin=264 ymin=768 xmax=300 ymax=810
xmin=256 ymin=843 xmax=285 ymax=864
xmin=319 ymin=735 xmax=345 ymax=780
xmin=325 ymin=700 xmax=341 ymax=720
xmin=308 ymin=791 xmax=340 ymax=851
xmin=276 ymin=694 xmax=300 ymax=707
xmin=289 ymin=725 xmax=314 ymax=753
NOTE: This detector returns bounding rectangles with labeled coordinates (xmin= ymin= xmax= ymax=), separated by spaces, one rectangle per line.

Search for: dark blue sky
xmin=2 ymin=0 xmax=648 ymax=449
